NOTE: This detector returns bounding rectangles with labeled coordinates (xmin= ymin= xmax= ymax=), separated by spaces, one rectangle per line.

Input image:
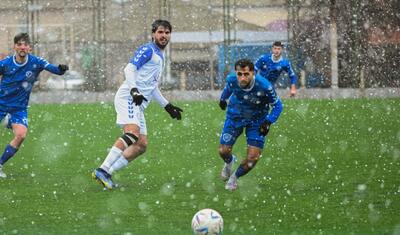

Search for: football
xmin=191 ymin=208 xmax=224 ymax=235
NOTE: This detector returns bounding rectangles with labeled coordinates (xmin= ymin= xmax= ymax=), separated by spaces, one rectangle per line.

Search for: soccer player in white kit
xmin=92 ymin=20 xmax=183 ymax=189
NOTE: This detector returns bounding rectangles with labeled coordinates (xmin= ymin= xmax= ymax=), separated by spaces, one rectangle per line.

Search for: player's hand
xmin=58 ymin=64 xmax=69 ymax=74
xmin=290 ymin=86 xmax=296 ymax=97
xmin=259 ymin=120 xmax=271 ymax=136
xmin=130 ymin=87 xmax=148 ymax=106
xmin=219 ymin=100 xmax=227 ymax=110
xmin=165 ymin=103 xmax=183 ymax=120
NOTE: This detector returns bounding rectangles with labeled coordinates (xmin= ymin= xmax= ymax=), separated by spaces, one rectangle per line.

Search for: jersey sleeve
xmin=39 ymin=57 xmax=64 ymax=75
xmin=124 ymin=63 xmax=138 ymax=88
xmin=220 ymin=76 xmax=233 ymax=101
xmin=37 ymin=57 xmax=50 ymax=70
xmin=265 ymin=84 xmax=283 ymax=123
xmin=129 ymin=45 xmax=153 ymax=70
xmin=285 ymin=61 xmax=298 ymax=85
xmin=152 ymin=86 xmax=169 ymax=107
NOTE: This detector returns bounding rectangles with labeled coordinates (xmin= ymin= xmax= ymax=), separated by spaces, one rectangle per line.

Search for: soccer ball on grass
xmin=191 ymin=208 xmax=223 ymax=235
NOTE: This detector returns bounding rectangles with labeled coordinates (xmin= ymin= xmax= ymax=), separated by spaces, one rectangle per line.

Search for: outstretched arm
xmin=152 ymin=87 xmax=183 ymax=120
xmin=44 ymin=63 xmax=69 ymax=75
xmin=152 ymin=86 xmax=169 ymax=107
xmin=38 ymin=57 xmax=68 ymax=75
xmin=287 ymin=61 xmax=297 ymax=97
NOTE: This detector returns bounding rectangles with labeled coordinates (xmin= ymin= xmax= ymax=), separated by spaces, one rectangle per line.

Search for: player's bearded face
xmin=236 ymin=67 xmax=254 ymax=89
xmin=153 ymin=26 xmax=171 ymax=49
xmin=14 ymin=41 xmax=30 ymax=58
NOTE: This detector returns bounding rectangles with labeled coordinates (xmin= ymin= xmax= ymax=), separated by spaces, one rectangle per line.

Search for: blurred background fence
xmin=0 ymin=0 xmax=399 ymax=92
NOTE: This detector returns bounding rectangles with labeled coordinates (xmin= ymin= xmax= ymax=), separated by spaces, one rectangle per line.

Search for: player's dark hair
xmin=151 ymin=19 xmax=172 ymax=33
xmin=234 ymin=59 xmax=254 ymax=71
xmin=14 ymin=33 xmax=30 ymax=45
xmin=272 ymin=41 xmax=284 ymax=48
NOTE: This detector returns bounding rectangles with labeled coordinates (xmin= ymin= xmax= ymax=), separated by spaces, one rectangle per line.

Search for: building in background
xmin=0 ymin=0 xmax=398 ymax=91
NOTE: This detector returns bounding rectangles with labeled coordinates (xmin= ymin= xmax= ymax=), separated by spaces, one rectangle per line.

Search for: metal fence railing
xmin=0 ymin=0 xmax=398 ymax=91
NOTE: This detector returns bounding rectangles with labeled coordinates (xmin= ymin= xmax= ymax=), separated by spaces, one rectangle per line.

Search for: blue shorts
xmin=0 ymin=109 xmax=28 ymax=128
xmin=219 ymin=118 xmax=266 ymax=149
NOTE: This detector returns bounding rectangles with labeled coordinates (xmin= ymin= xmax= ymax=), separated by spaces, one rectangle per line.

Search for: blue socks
xmin=223 ymin=154 xmax=233 ymax=164
xmin=235 ymin=164 xmax=247 ymax=178
xmin=0 ymin=144 xmax=18 ymax=165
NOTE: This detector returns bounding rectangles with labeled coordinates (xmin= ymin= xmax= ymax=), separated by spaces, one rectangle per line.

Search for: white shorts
xmin=114 ymin=88 xmax=147 ymax=135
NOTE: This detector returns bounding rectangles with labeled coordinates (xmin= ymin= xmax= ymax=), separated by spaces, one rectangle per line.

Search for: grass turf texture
xmin=0 ymin=98 xmax=399 ymax=235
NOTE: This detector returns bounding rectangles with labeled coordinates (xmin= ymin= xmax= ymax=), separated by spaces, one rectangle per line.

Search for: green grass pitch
xmin=0 ymin=98 xmax=399 ymax=235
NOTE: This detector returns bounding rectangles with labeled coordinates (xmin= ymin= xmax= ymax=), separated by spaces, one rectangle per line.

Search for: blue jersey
xmin=220 ymin=73 xmax=283 ymax=124
xmin=255 ymin=53 xmax=297 ymax=85
xmin=0 ymin=54 xmax=63 ymax=111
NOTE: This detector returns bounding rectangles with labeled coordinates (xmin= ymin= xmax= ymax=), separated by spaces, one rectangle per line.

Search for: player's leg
xmin=93 ymin=93 xmax=140 ymax=189
xmin=225 ymin=122 xmax=264 ymax=191
xmin=107 ymin=132 xmax=147 ymax=176
xmin=93 ymin=123 xmax=140 ymax=189
xmin=219 ymin=144 xmax=237 ymax=181
xmin=235 ymin=146 xmax=262 ymax=178
xmin=226 ymin=146 xmax=261 ymax=191
xmin=0 ymin=111 xmax=28 ymax=178
xmin=120 ymin=134 xmax=147 ymax=162
xmin=99 ymin=124 xmax=140 ymax=173
xmin=108 ymin=111 xmax=147 ymax=174
xmin=219 ymin=119 xmax=242 ymax=181
xmin=107 ymin=134 xmax=147 ymax=176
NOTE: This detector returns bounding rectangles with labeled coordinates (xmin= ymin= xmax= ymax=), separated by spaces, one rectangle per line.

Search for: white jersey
xmin=114 ymin=42 xmax=169 ymax=132
xmin=117 ymin=42 xmax=168 ymax=110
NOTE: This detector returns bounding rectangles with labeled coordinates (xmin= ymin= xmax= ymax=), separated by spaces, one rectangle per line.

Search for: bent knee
xmin=241 ymin=158 xmax=258 ymax=170
xmin=14 ymin=132 xmax=27 ymax=141
xmin=219 ymin=146 xmax=231 ymax=157
xmin=137 ymin=141 xmax=147 ymax=154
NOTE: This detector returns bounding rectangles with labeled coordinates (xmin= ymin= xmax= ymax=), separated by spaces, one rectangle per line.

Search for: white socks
xmin=100 ymin=146 xmax=131 ymax=175
xmin=109 ymin=156 xmax=129 ymax=174
xmin=100 ymin=146 xmax=123 ymax=173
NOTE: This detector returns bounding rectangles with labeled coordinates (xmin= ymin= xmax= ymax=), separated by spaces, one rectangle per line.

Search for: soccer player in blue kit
xmin=255 ymin=41 xmax=298 ymax=97
xmin=218 ymin=59 xmax=283 ymax=191
xmin=0 ymin=33 xmax=69 ymax=178
xmin=92 ymin=20 xmax=183 ymax=189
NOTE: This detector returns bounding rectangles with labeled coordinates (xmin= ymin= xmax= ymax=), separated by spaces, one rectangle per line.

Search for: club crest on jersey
xmin=222 ymin=133 xmax=233 ymax=142
xmin=26 ymin=71 xmax=33 ymax=78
